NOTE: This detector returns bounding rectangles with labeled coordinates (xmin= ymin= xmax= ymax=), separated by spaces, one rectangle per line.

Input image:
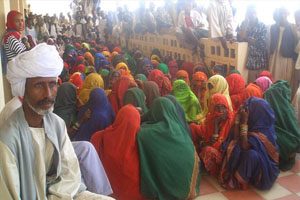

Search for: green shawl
xmin=264 ymin=80 xmax=300 ymax=171
xmin=157 ymin=63 xmax=169 ymax=74
xmin=135 ymin=73 xmax=148 ymax=82
xmin=172 ymin=79 xmax=201 ymax=122
xmin=124 ymin=52 xmax=137 ymax=75
xmin=138 ymin=97 xmax=200 ymax=200
xmin=123 ymin=87 xmax=148 ymax=114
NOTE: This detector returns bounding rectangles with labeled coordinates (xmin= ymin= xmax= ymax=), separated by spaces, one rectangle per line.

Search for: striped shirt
xmin=4 ymin=36 xmax=26 ymax=61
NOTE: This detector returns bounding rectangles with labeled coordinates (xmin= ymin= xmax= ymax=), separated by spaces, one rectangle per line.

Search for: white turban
xmin=6 ymin=43 xmax=63 ymax=97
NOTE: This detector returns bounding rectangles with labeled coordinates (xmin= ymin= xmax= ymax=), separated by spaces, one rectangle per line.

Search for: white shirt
xmin=207 ymin=0 xmax=234 ymax=38
xmin=177 ymin=9 xmax=209 ymax=30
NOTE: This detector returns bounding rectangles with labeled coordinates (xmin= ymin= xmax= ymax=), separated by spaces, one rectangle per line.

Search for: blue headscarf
xmin=73 ymin=88 xmax=115 ymax=141
xmin=95 ymin=53 xmax=110 ymax=72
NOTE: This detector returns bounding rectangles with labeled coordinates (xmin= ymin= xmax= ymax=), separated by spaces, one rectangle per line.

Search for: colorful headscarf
xmin=123 ymin=87 xmax=148 ymax=114
xmin=148 ymin=69 xmax=172 ymax=96
xmin=78 ymin=73 xmax=104 ymax=105
xmin=6 ymin=10 xmax=23 ymax=30
xmin=258 ymin=70 xmax=274 ymax=83
xmin=157 ymin=63 xmax=169 ymax=75
xmin=255 ymin=77 xmax=273 ymax=92
xmin=191 ymin=72 xmax=208 ymax=108
xmin=108 ymin=76 xmax=137 ymax=114
xmin=181 ymin=61 xmax=195 ymax=80
xmin=91 ymin=105 xmax=144 ymax=200
xmin=135 ymin=74 xmax=147 ymax=82
xmin=172 ymin=79 xmax=201 ymax=122
xmin=168 ymin=59 xmax=179 ymax=80
xmin=141 ymin=81 xmax=161 ymax=108
xmin=69 ymin=72 xmax=84 ymax=90
xmin=84 ymin=52 xmax=95 ymax=66
xmin=245 ymin=83 xmax=263 ymax=99
xmin=176 ymin=70 xmax=190 ymax=85
xmin=199 ymin=75 xmax=232 ymax=122
xmin=150 ymin=54 xmax=161 ymax=63
xmin=226 ymin=73 xmax=246 ymax=111
xmin=112 ymin=46 xmax=122 ymax=54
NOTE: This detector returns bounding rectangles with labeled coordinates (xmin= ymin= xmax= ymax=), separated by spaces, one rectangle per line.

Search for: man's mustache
xmin=37 ymin=98 xmax=55 ymax=106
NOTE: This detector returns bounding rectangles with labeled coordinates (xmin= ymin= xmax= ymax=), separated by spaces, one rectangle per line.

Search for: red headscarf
xmin=108 ymin=76 xmax=137 ymax=114
xmin=226 ymin=73 xmax=246 ymax=111
xmin=190 ymin=94 xmax=234 ymax=152
xmin=74 ymin=42 xmax=81 ymax=50
xmin=258 ymin=70 xmax=274 ymax=83
xmin=91 ymin=105 xmax=145 ymax=200
xmin=72 ymin=64 xmax=85 ymax=73
xmin=168 ymin=59 xmax=179 ymax=80
xmin=113 ymin=46 xmax=122 ymax=54
xmin=176 ymin=70 xmax=190 ymax=85
xmin=69 ymin=72 xmax=84 ymax=90
xmin=181 ymin=61 xmax=195 ymax=80
xmin=147 ymin=69 xmax=172 ymax=96
xmin=4 ymin=10 xmax=23 ymax=43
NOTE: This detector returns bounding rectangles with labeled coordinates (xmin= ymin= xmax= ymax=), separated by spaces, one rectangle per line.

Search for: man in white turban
xmin=0 ymin=43 xmax=114 ymax=200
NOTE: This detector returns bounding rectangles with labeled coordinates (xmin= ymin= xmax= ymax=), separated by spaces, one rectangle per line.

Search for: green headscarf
xmin=123 ymin=87 xmax=148 ymax=114
xmin=138 ymin=97 xmax=200 ymax=200
xmin=135 ymin=73 xmax=147 ymax=82
xmin=172 ymin=79 xmax=201 ymax=122
xmin=124 ymin=52 xmax=137 ymax=74
xmin=157 ymin=63 xmax=169 ymax=74
xmin=264 ymin=80 xmax=300 ymax=171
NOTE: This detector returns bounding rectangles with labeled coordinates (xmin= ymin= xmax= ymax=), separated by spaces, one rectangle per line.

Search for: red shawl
xmin=91 ymin=105 xmax=145 ymax=200
xmin=147 ymin=69 xmax=172 ymax=96
xmin=226 ymin=73 xmax=246 ymax=112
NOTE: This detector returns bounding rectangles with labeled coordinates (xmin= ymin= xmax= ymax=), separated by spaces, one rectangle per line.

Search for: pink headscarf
xmin=255 ymin=77 xmax=272 ymax=92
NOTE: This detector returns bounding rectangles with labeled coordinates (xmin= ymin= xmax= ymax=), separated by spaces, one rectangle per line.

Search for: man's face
xmin=24 ymin=77 xmax=58 ymax=115
xmin=14 ymin=14 xmax=24 ymax=32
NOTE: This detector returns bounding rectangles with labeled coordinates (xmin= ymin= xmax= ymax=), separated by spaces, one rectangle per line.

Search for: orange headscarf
xmin=91 ymin=105 xmax=145 ymax=200
xmin=108 ymin=76 xmax=137 ymax=114
xmin=176 ymin=70 xmax=190 ymax=85
xmin=191 ymin=72 xmax=208 ymax=108
xmin=84 ymin=52 xmax=95 ymax=66
xmin=245 ymin=83 xmax=263 ymax=99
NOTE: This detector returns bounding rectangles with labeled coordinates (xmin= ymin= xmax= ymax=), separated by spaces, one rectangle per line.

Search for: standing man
xmin=269 ymin=7 xmax=297 ymax=86
xmin=207 ymin=0 xmax=234 ymax=50
xmin=0 ymin=43 xmax=113 ymax=200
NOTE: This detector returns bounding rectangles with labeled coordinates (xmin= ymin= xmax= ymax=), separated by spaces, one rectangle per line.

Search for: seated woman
xmin=190 ymin=94 xmax=234 ymax=176
xmin=191 ymin=71 xmax=208 ymax=109
xmin=176 ymin=70 xmax=190 ymax=85
xmin=220 ymin=97 xmax=279 ymax=190
xmin=53 ymin=82 xmax=77 ymax=129
xmin=139 ymin=81 xmax=161 ymax=108
xmin=245 ymin=82 xmax=263 ymax=99
xmin=226 ymin=73 xmax=246 ymax=112
xmin=91 ymin=105 xmax=145 ymax=200
xmin=172 ymin=79 xmax=201 ymax=122
xmin=73 ymin=88 xmax=115 ymax=141
xmin=108 ymin=76 xmax=137 ymax=114
xmin=264 ymin=80 xmax=300 ymax=171
xmin=199 ymin=75 xmax=233 ymax=122
xmin=78 ymin=73 xmax=104 ymax=105
xmin=123 ymin=87 xmax=148 ymax=115
xmin=148 ymin=69 xmax=172 ymax=96
xmin=138 ymin=97 xmax=200 ymax=200
xmin=255 ymin=76 xmax=273 ymax=93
